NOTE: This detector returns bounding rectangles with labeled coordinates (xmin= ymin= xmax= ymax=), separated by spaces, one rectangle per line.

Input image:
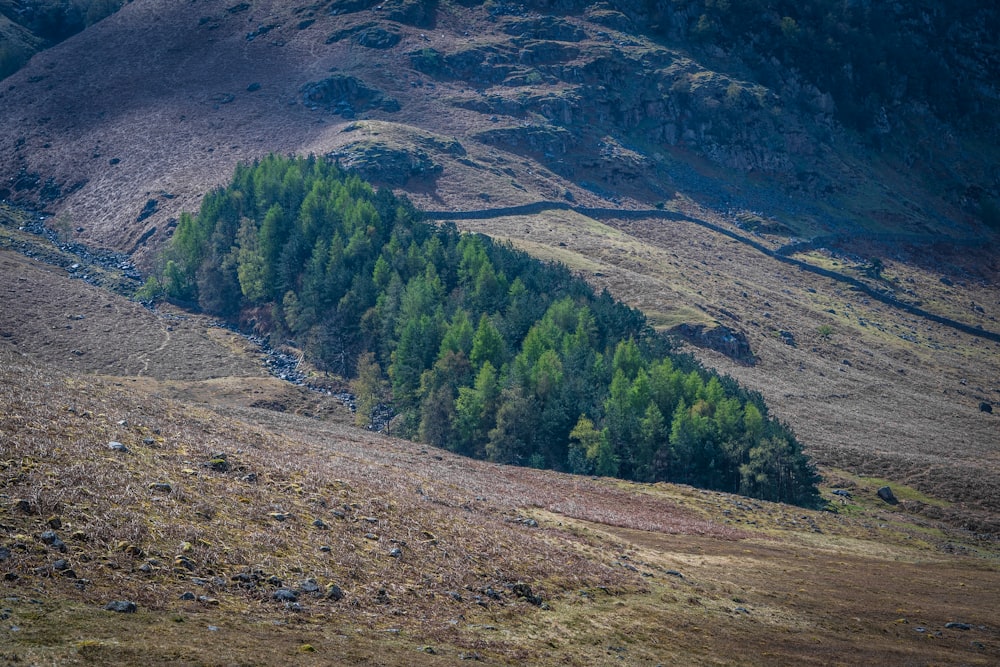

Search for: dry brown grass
xmin=1 ymin=249 xmax=999 ymax=664
xmin=0 ymin=3 xmax=997 ymax=659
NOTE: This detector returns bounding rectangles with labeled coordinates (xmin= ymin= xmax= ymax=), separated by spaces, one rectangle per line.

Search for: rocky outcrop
xmin=326 ymin=23 xmax=402 ymax=49
xmin=329 ymin=142 xmax=441 ymax=186
xmin=301 ymin=75 xmax=400 ymax=117
xmin=503 ymin=17 xmax=588 ymax=42
xmin=669 ymin=323 xmax=755 ymax=366
xmin=475 ymin=124 xmax=576 ymax=157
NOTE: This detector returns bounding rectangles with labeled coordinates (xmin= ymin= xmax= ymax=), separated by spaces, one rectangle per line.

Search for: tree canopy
xmin=142 ymin=154 xmax=819 ymax=506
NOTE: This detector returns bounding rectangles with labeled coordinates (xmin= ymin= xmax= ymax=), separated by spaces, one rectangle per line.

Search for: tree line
xmin=139 ymin=154 xmax=819 ymax=506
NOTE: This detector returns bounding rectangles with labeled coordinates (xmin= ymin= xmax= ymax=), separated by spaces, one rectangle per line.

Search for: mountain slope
xmin=1 ymin=244 xmax=998 ymax=665
xmin=0 ymin=0 xmax=998 ymax=528
xmin=1 ymin=0 xmax=997 ymax=258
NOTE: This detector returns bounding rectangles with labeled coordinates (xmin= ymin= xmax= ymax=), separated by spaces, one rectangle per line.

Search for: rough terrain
xmin=1 ymin=1 xmax=999 ymax=663
xmin=1 ymin=241 xmax=998 ymax=665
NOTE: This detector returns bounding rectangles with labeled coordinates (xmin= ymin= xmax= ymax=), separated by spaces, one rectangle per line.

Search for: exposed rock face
xmin=877 ymin=486 xmax=898 ymax=504
xmin=326 ymin=23 xmax=402 ymax=49
xmin=355 ymin=26 xmax=402 ymax=49
xmin=670 ymin=323 xmax=755 ymax=366
xmin=329 ymin=142 xmax=442 ymax=186
xmin=503 ymin=17 xmax=588 ymax=42
xmin=475 ymin=124 xmax=577 ymax=157
xmin=301 ymin=75 xmax=400 ymax=117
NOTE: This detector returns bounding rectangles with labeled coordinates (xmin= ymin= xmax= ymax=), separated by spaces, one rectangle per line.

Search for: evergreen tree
xmin=143 ymin=154 xmax=821 ymax=506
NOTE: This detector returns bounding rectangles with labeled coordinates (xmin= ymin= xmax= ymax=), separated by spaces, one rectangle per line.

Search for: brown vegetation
xmin=1 ymin=242 xmax=999 ymax=664
xmin=1 ymin=1 xmax=998 ymax=662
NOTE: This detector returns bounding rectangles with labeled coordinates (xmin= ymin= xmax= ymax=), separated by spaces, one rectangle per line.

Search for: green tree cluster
xmin=149 ymin=154 xmax=819 ymax=506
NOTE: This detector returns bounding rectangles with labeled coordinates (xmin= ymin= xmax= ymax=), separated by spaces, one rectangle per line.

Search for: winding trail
xmin=423 ymin=203 xmax=1000 ymax=344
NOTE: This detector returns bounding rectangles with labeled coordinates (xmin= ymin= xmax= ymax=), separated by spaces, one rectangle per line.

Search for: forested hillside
xmin=142 ymin=155 xmax=818 ymax=505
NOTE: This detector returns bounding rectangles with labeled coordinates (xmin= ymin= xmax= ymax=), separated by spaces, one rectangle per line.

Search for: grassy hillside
xmin=0 ymin=3 xmax=998 ymax=660
xmin=1 ymin=246 xmax=998 ymax=665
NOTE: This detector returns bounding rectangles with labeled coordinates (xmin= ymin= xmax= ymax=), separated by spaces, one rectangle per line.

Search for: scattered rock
xmin=312 ymin=518 xmax=329 ymax=529
xmin=207 ymin=453 xmax=229 ymax=472
xmin=179 ymin=591 xmax=196 ymax=601
xmin=39 ymin=530 xmax=67 ymax=552
xmin=46 ymin=516 xmax=62 ymax=529
xmin=269 ymin=512 xmax=288 ymax=522
xmin=980 ymin=402 xmax=993 ymax=413
xmin=149 ymin=482 xmax=172 ymax=493
xmin=272 ymin=589 xmax=298 ymax=602
xmin=231 ymin=571 xmax=263 ymax=589
xmin=104 ymin=600 xmax=137 ymax=613
xmin=107 ymin=441 xmax=128 ymax=453
xmin=136 ymin=199 xmax=158 ymax=223
xmin=13 ymin=498 xmax=34 ymax=514
xmin=174 ymin=555 xmax=196 ymax=571
xmin=245 ymin=24 xmax=278 ymax=42
xmin=945 ymin=622 xmax=973 ymax=630
xmin=511 ymin=582 xmax=543 ymax=606
xmin=876 ymin=486 xmax=898 ymax=504
xmin=388 ymin=547 xmax=402 ymax=558
xmin=325 ymin=583 xmax=345 ymax=601
xmin=298 ymin=579 xmax=320 ymax=595
xmin=480 ymin=587 xmax=502 ymax=601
